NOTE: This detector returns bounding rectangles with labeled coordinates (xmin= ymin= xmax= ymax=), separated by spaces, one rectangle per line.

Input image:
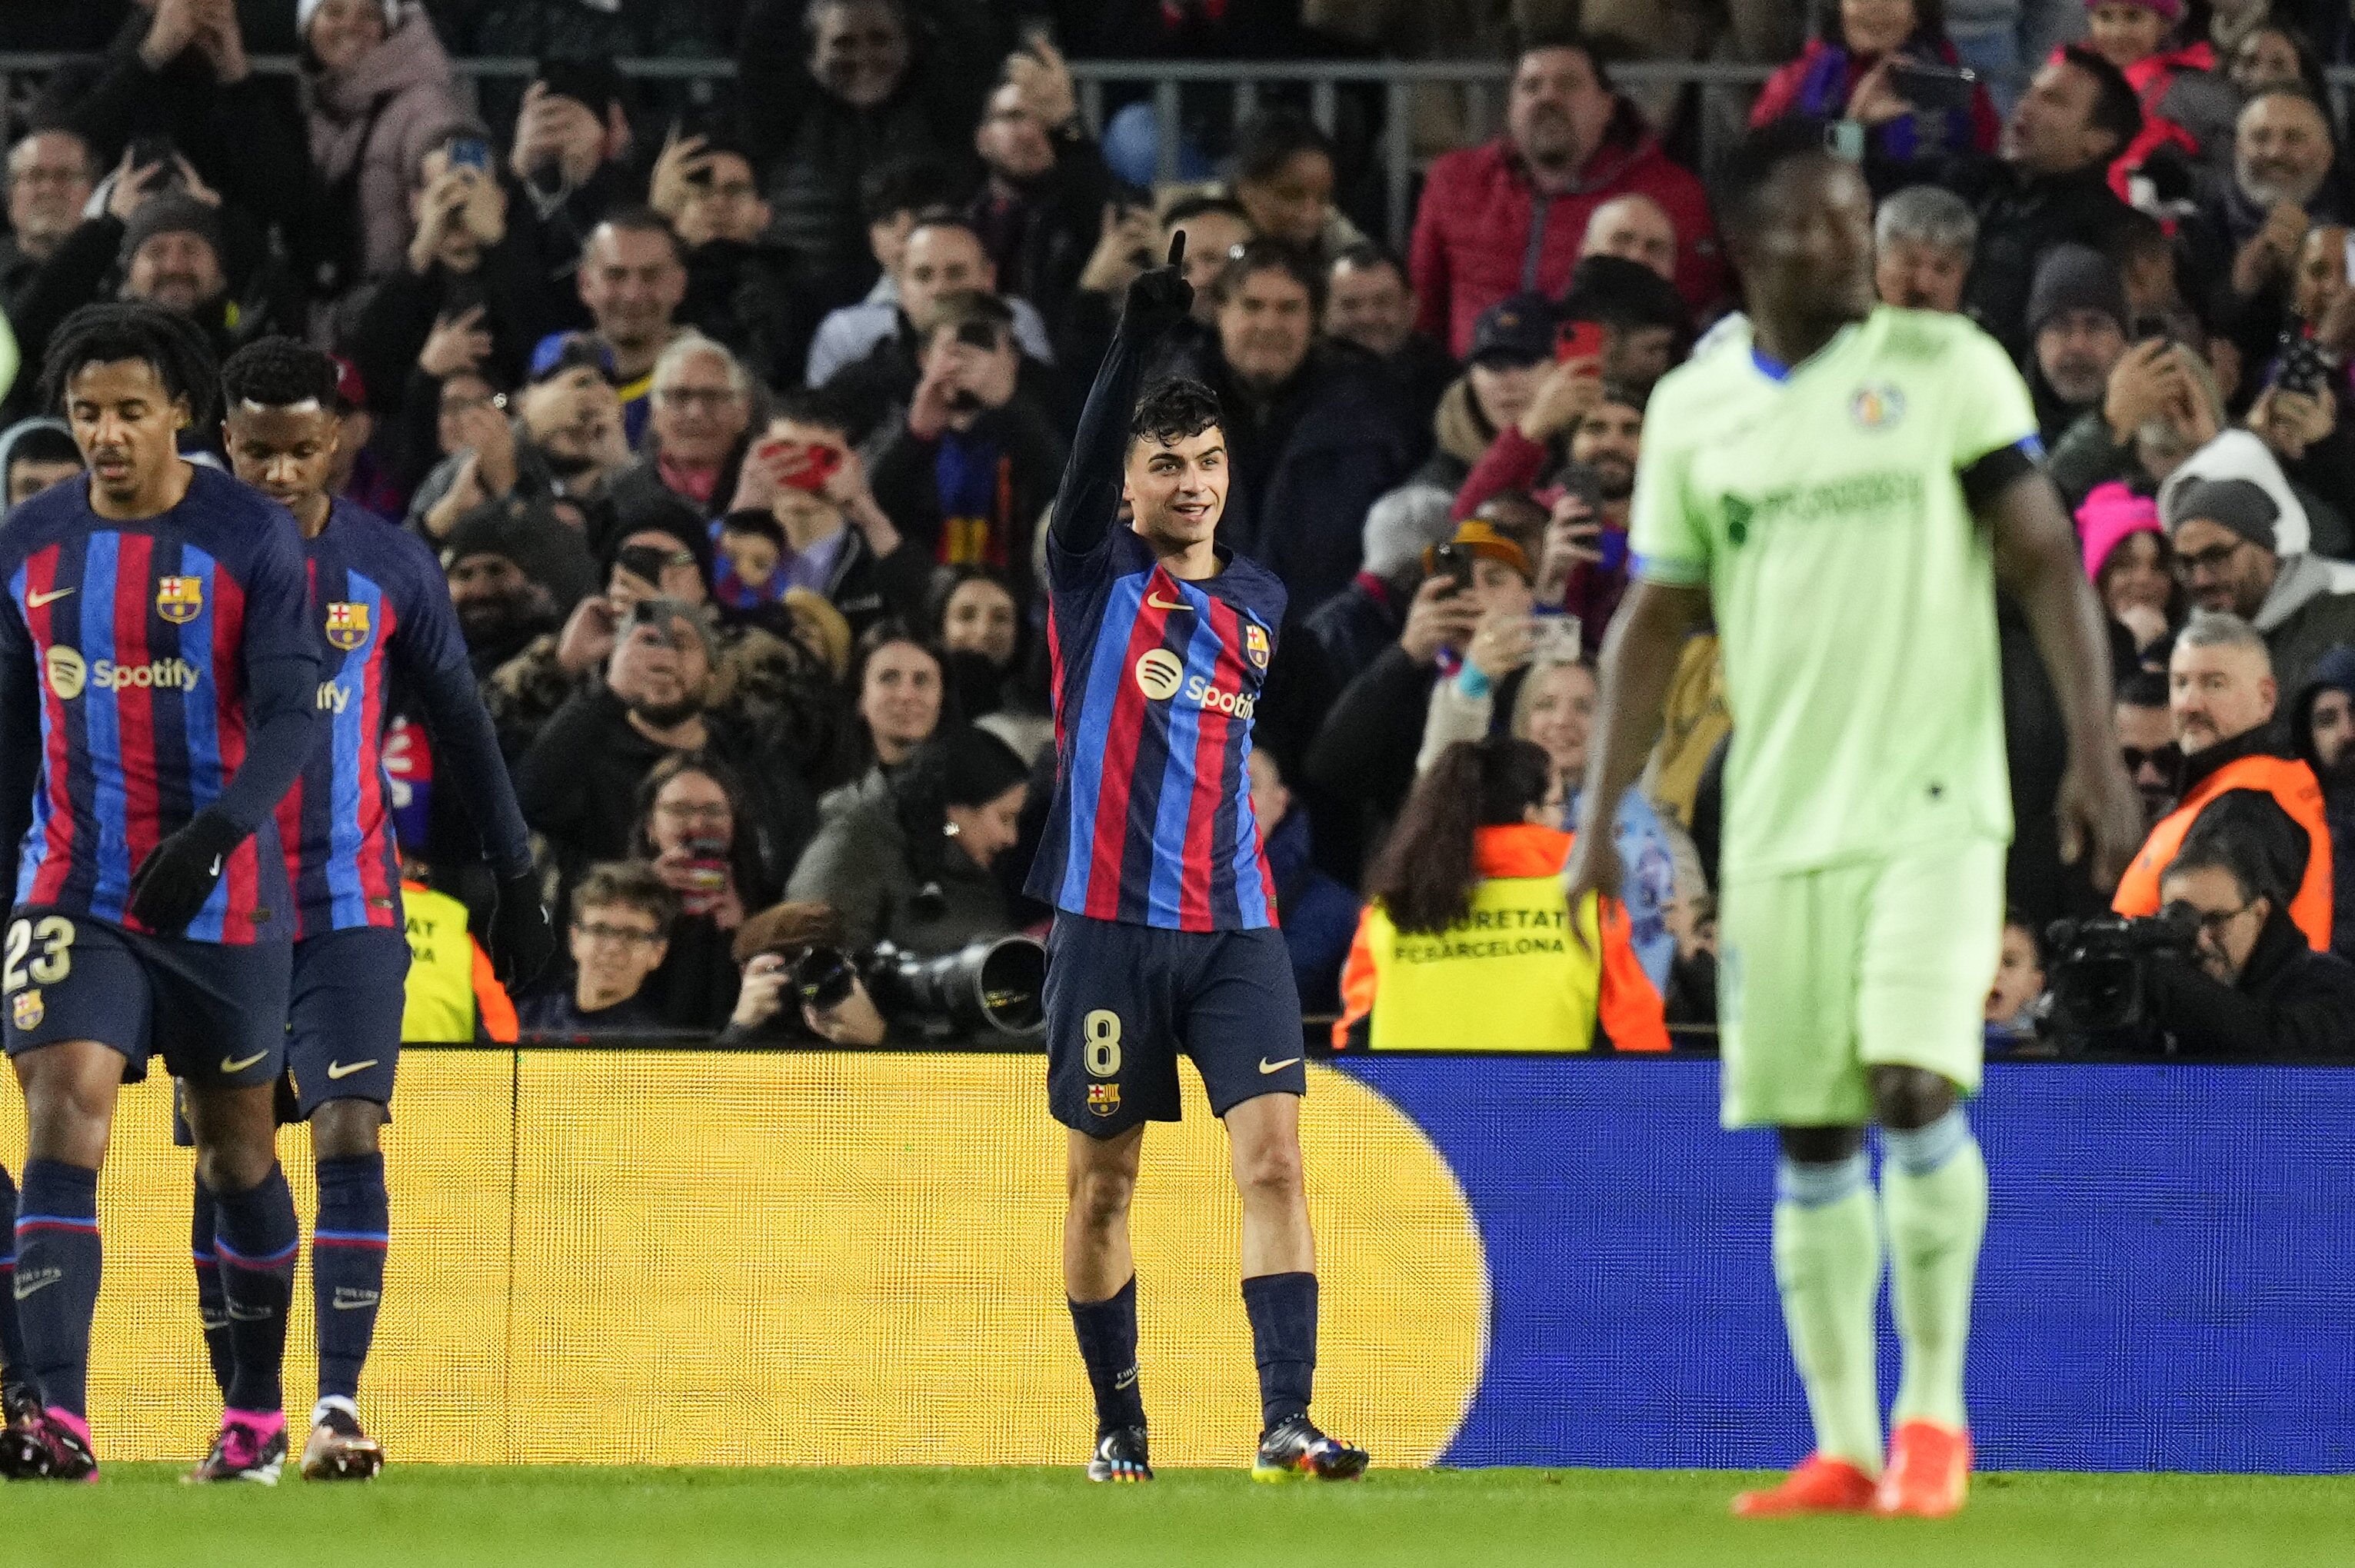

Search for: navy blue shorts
xmin=284 ymin=926 xmax=409 ymax=1117
xmin=1044 ymin=914 xmax=1304 ymax=1137
xmin=1 ymin=908 xmax=290 ymax=1091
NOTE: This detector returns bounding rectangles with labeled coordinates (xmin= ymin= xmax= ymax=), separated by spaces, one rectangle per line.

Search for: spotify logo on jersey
xmin=1134 ymin=648 xmax=1185 ymax=701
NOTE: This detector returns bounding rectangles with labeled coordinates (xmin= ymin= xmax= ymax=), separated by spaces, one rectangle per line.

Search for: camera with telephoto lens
xmin=792 ymin=937 xmax=1048 ymax=1039
xmin=2042 ymin=905 xmax=2200 ymax=1050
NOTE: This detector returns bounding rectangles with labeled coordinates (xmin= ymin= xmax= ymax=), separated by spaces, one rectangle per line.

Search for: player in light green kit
xmin=1566 ymin=122 xmax=2143 ymax=1518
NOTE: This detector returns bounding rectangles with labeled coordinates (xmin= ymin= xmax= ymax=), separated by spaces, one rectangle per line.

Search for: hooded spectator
xmin=1409 ymin=29 xmax=1722 ymax=359
xmin=2290 ymin=643 xmax=2355 ymax=960
xmin=298 ymin=0 xmax=466 ymax=290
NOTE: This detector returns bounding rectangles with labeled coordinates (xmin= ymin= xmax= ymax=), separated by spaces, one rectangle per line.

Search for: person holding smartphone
xmin=296 ymin=0 xmax=466 ymax=288
xmin=1750 ymin=0 xmax=1999 ymax=191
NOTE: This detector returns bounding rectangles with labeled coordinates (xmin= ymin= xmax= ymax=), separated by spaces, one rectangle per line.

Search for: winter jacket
xmin=2140 ymin=905 xmax=2355 ymax=1057
xmin=1303 ymin=573 xmax=1410 ymax=691
xmin=1334 ymin=822 xmax=1669 ymax=1053
xmin=301 ymin=12 xmax=468 ymax=285
xmin=868 ymin=396 xmax=1068 ymax=607
xmin=1410 ymin=110 xmax=1723 ymax=361
xmin=346 ymin=248 xmax=547 ymax=419
xmin=1750 ymin=35 xmax=1999 ymax=195
xmin=784 ymin=791 xmax=1016 ymax=957
xmin=2290 ymin=642 xmax=2355 ymax=963
xmin=2114 ymin=724 xmax=2335 ymax=950
xmin=966 ymin=130 xmax=1115 ymax=326
xmin=1951 ymin=156 xmax=2141 ymax=363
xmin=2109 ymin=42 xmax=2239 ymax=205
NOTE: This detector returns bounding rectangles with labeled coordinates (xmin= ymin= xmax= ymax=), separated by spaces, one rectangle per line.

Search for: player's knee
xmin=1870 ymin=1067 xmax=1958 ymax=1132
xmin=1068 ymin=1164 xmax=1136 ymax=1233
xmin=17 ymin=1052 xmax=118 ymax=1164
xmin=1232 ymin=1136 xmax=1304 ymax=1207
xmin=194 ymin=1140 xmax=275 ymax=1196
xmin=311 ymin=1098 xmax=387 ymax=1160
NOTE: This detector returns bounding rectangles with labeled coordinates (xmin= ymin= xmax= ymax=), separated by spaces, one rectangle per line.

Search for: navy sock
xmin=212 ymin=1164 xmax=299 ymax=1416
xmin=0 ymin=1164 xmax=26 ymax=1387
xmin=1067 ymin=1276 xmax=1147 ymax=1435
xmin=188 ymin=1177 xmax=232 ymax=1403
xmin=14 ymin=1160 xmax=101 ymax=1418
xmin=1241 ymin=1272 xmax=1317 ymax=1432
xmin=311 ymin=1154 xmax=388 ymax=1406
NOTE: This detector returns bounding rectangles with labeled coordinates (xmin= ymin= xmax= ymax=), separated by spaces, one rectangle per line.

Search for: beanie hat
xmin=2027 ymin=244 xmax=2129 ymax=338
xmin=2074 ymin=481 xmax=2162 ymax=581
xmin=118 ymin=195 xmax=224 ymax=269
xmin=299 ymin=0 xmax=401 ymax=38
xmin=2161 ymin=476 xmax=2280 ymax=554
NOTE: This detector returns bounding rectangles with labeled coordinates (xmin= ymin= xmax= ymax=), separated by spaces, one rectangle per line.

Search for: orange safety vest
xmin=2113 ymin=754 xmax=2334 ymax=950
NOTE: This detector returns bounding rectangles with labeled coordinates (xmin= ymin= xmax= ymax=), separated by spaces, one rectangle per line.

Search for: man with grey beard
xmin=2188 ymin=88 xmax=2351 ymax=369
xmin=2027 ymin=245 xmax=2130 ymax=445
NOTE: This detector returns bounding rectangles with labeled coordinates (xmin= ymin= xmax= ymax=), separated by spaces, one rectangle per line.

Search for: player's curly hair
xmin=40 ymin=301 xmax=221 ymax=427
xmin=1129 ymin=377 xmax=1224 ymax=451
xmin=220 ymin=335 xmax=342 ymax=413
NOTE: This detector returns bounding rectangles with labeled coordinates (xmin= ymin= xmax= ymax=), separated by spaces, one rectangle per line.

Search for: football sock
xmin=311 ymin=1154 xmax=388 ymax=1406
xmin=0 ymin=1164 xmax=26 ymax=1387
xmin=189 ymin=1177 xmax=233 ymax=1403
xmin=14 ymin=1160 xmax=101 ymax=1420
xmin=212 ymin=1163 xmax=299 ymax=1416
xmin=1241 ymin=1271 xmax=1317 ymax=1432
xmin=1068 ymin=1276 xmax=1147 ymax=1435
xmin=1881 ymin=1107 xmax=1987 ymax=1432
xmin=1772 ymin=1150 xmax=1883 ymax=1473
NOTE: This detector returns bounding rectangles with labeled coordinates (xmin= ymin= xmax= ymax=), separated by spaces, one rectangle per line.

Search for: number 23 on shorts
xmin=5 ymin=914 xmax=77 ymax=1030
xmin=1084 ymin=1008 xmax=1123 ymax=1119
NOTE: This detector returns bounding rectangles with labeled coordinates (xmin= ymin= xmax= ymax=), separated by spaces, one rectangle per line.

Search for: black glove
xmin=126 ymin=808 xmax=245 ymax=936
xmin=1116 ymin=231 xmax=1195 ymax=345
xmin=487 ymin=867 xmax=556 ymax=991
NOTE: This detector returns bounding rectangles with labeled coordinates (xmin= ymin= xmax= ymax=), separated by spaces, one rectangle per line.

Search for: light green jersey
xmin=1628 ymin=307 xmax=2037 ymax=881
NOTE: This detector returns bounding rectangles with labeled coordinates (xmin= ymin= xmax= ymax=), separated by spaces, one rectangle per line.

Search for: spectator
xmin=601 ymin=332 xmax=754 ymax=549
xmin=554 ymin=208 xmax=688 ymax=446
xmin=2079 ymin=481 xmax=2178 ymax=661
xmin=1984 ymin=908 xmax=2047 ymax=1048
xmin=1580 ymin=192 xmax=1678 ymax=284
xmin=2080 ymin=0 xmax=2239 ymax=202
xmin=2027 ymin=243 xmax=2130 ymax=444
xmin=930 ymin=565 xmax=1040 ymax=730
xmin=1060 ymin=193 xmax=1251 ymax=391
xmin=1410 ymin=29 xmax=1720 ymax=360
xmin=2224 ymin=19 xmax=2325 ymax=101
xmin=2157 ymin=434 xmax=2355 ymax=694
xmin=321 ymin=351 xmax=405 ymax=521
xmin=0 ymin=421 xmax=82 ymax=519
xmin=1227 ymin=108 xmax=1351 ymax=260
xmin=2114 ymin=610 xmax=2335 ymax=947
xmin=1553 ymin=254 xmax=1687 ymax=394
xmin=868 ymin=291 xmax=1069 ymax=598
xmin=1749 ymin=0 xmax=2000 ymax=191
xmin=2116 ymin=666 xmax=2180 ymax=829
xmin=721 ymin=901 xmax=888 ymax=1046
xmin=1 ymin=129 xmax=97 ymax=308
xmin=502 ymin=60 xmax=637 ymax=328
xmin=415 ymin=333 xmax=634 ymax=539
xmin=1873 ymin=184 xmax=1977 ymax=312
xmin=1335 ymin=735 xmax=1667 ymax=1053
xmin=2047 ymin=331 xmax=2225 ymax=507
xmin=1303 ymin=487 xmax=1454 ymax=693
xmin=1204 ymin=240 xmax=1417 ymax=609
xmin=736 ymin=0 xmax=997 ymax=318
xmin=629 ymin=754 xmax=784 ymax=1030
xmin=803 ymin=161 xmax=995 ymax=386
xmin=787 ymin=724 xmax=1029 ymax=954
xmin=1954 ymin=45 xmax=2143 ymax=361
xmin=518 ymin=860 xmax=678 ymax=1035
xmin=1245 ymin=747 xmax=1357 ymax=1014
xmin=966 ymin=37 xmax=1112 ymax=324
xmin=720 ymin=390 xmax=934 ymax=638
xmin=1324 ymin=242 xmax=1457 ymax=451
xmin=2290 ymin=644 xmax=2355 ymax=960
xmin=436 ymin=503 xmax=590 ymax=693
xmin=832 ymin=624 xmax=948 ymax=809
xmin=2139 ymin=795 xmax=2355 ymax=1054
xmin=298 ymin=0 xmax=465 ymax=291
xmin=395 ymin=866 xmax=519 ymax=1043
xmin=646 ymin=128 xmax=799 ymax=392
xmin=2185 ymin=88 xmax=2350 ymax=373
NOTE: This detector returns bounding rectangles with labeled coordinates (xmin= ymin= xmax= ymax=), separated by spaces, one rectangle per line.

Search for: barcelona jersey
xmin=1026 ymin=336 xmax=1285 ymax=932
xmin=0 ymin=466 xmax=315 ymax=944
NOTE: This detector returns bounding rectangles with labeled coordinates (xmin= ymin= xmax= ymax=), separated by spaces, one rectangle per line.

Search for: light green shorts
xmin=1715 ymin=837 xmax=2004 ymax=1129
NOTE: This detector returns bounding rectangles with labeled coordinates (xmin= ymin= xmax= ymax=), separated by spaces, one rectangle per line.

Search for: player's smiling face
xmin=223 ymin=401 xmax=342 ymax=531
xmin=1123 ymin=427 xmax=1228 ymax=559
xmin=64 ymin=358 xmax=189 ymax=512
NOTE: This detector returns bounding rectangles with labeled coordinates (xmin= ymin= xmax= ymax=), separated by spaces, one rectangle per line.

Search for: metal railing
xmin=0 ymin=50 xmax=1779 ymax=248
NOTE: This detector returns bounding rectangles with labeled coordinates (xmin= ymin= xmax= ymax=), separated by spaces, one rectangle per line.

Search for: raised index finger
xmin=1167 ymin=230 xmax=1186 ymax=270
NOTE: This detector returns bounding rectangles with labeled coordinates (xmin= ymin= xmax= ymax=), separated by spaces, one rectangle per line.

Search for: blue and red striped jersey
xmin=1026 ymin=335 xmax=1286 ymax=932
xmin=276 ymin=500 xmax=512 ymax=940
xmin=0 ymin=466 xmax=317 ymax=944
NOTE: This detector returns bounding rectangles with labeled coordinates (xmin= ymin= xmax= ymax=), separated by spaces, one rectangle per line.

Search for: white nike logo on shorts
xmin=220 ymin=1050 xmax=269 ymax=1074
xmin=1258 ymin=1057 xmax=1301 ymax=1074
xmin=325 ymin=1059 xmax=378 ymax=1080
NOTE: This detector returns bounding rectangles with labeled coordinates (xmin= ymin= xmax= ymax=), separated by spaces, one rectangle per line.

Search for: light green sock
xmin=1771 ymin=1157 xmax=1884 ymax=1472
xmin=1880 ymin=1113 xmax=1989 ymax=1431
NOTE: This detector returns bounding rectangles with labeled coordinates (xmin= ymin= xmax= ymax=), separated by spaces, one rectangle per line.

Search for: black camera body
xmin=2044 ymin=906 xmax=2200 ymax=1050
xmin=792 ymin=937 xmax=1048 ymax=1040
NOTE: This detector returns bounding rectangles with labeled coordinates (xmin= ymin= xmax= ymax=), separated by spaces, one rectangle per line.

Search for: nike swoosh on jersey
xmin=325 ymin=1059 xmax=379 ymax=1080
xmin=1144 ymin=591 xmax=1193 ymax=611
xmin=208 ymin=855 xmax=223 ymax=877
xmin=25 ymin=587 xmax=74 ymax=608
xmin=220 ymin=1050 xmax=270 ymax=1074
xmin=1258 ymin=1057 xmax=1301 ymax=1074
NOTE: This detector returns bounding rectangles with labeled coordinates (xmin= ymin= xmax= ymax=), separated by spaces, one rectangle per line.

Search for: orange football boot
xmin=1874 ymin=1420 xmax=1971 ymax=1517
xmin=1730 ymin=1453 xmax=1879 ymax=1517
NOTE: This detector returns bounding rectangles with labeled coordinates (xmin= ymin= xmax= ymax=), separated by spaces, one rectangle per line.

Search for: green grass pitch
xmin=5 ymin=1467 xmax=2347 ymax=1566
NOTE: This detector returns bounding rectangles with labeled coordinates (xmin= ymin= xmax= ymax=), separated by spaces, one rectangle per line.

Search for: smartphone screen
xmin=448 ymin=136 xmax=490 ymax=172
xmin=1555 ymin=320 xmax=1606 ymax=365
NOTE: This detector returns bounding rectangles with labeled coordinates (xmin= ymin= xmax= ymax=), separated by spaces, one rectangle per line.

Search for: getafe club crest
xmin=1244 ymin=622 xmax=1270 ymax=670
xmin=1850 ymin=383 xmax=1905 ymax=430
xmin=326 ymin=601 xmax=371 ymax=651
xmin=155 ymin=575 xmax=203 ymax=624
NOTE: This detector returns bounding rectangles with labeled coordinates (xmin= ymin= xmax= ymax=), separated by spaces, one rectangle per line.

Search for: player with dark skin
xmin=1564 ymin=151 xmax=2143 ymax=1164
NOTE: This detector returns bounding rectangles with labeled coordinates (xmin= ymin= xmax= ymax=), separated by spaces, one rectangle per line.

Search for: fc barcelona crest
xmin=12 ymin=989 xmax=42 ymax=1030
xmin=1244 ymin=622 xmax=1270 ymax=670
xmin=325 ymin=601 xmax=371 ymax=651
xmin=1087 ymin=1082 xmax=1121 ymax=1118
xmin=155 ymin=575 xmax=203 ymax=624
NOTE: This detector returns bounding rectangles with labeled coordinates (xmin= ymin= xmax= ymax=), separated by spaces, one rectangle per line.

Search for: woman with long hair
xmin=625 ymin=754 xmax=781 ymax=1030
xmin=1334 ymin=737 xmax=1667 ymax=1052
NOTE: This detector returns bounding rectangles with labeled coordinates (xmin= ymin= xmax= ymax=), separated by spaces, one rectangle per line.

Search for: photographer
xmin=723 ymin=901 xmax=888 ymax=1047
xmin=2139 ymin=794 xmax=2355 ymax=1056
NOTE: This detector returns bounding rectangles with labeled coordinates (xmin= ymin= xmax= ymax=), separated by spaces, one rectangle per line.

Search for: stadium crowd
xmin=0 ymin=0 xmax=2351 ymax=1056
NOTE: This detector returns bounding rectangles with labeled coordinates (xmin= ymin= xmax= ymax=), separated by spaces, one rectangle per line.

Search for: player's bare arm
xmin=1564 ymin=580 xmax=1709 ymax=921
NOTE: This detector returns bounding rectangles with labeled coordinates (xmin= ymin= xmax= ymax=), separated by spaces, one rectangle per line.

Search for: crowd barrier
xmin=3 ymin=1047 xmax=2347 ymax=1471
